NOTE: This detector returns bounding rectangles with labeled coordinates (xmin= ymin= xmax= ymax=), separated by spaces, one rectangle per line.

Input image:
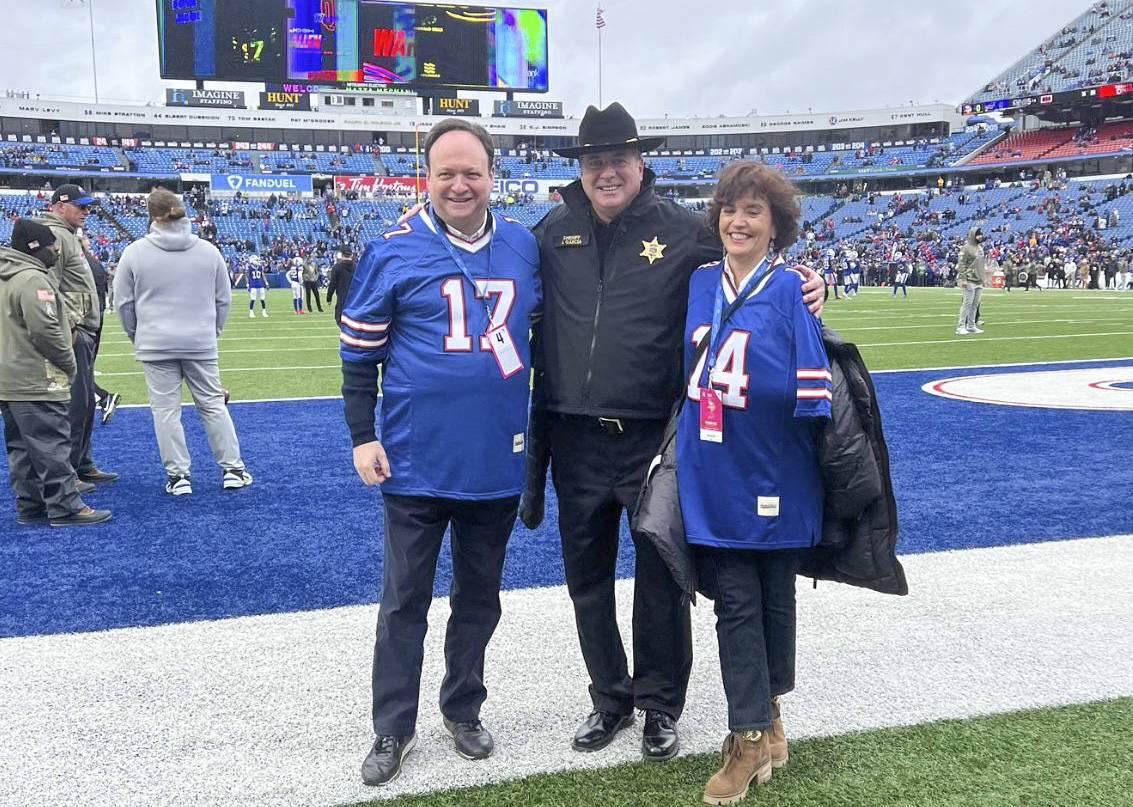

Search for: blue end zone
xmin=2 ymin=358 xmax=1130 ymax=638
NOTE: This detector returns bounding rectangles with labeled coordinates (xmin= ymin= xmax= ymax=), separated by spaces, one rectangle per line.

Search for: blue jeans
xmin=693 ymin=546 xmax=801 ymax=732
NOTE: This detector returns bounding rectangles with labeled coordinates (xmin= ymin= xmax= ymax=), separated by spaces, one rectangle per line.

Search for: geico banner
xmin=492 ymin=178 xmax=558 ymax=196
xmin=334 ymin=176 xmax=424 ymax=193
xmin=210 ymin=173 xmax=313 ymax=194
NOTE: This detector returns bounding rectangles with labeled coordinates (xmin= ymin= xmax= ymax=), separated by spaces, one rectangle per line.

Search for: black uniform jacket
xmin=532 ymin=169 xmax=720 ymax=420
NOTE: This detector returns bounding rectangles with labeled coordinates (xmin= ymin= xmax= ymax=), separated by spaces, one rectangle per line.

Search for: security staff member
xmin=525 ymin=103 xmax=823 ymax=761
xmin=0 ymin=219 xmax=110 ymax=526
xmin=324 ymin=245 xmax=356 ymax=325
xmin=38 ymin=184 xmax=117 ymax=484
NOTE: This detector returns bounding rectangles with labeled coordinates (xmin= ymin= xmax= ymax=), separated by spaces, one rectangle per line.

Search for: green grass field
xmin=353 ymin=698 xmax=1133 ymax=807
xmin=94 ymin=286 xmax=1133 ymax=405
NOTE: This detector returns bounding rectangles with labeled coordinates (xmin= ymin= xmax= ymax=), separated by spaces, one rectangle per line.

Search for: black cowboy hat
xmin=553 ymin=102 xmax=665 ymax=158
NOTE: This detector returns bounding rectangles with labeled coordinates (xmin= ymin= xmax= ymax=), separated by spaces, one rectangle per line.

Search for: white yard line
xmin=0 ymin=536 xmax=1129 ymax=807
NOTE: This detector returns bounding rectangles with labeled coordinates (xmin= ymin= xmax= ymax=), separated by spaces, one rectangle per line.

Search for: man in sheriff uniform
xmin=523 ymin=103 xmax=824 ymax=761
xmin=37 ymin=184 xmax=117 ymax=486
xmin=340 ymin=118 xmax=541 ymax=786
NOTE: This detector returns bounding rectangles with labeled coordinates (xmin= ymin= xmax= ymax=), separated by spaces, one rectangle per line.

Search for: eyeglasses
xmin=74 ymin=204 xmax=91 ymax=212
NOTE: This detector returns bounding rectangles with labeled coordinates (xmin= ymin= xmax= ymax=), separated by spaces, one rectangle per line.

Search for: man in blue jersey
xmin=246 ymin=255 xmax=268 ymax=317
xmin=339 ymin=118 xmax=541 ymax=786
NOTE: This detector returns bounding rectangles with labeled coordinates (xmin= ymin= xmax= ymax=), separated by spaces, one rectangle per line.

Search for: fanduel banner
xmin=166 ymin=89 xmax=246 ymax=109
xmin=493 ymin=99 xmax=564 ymax=118
xmin=210 ymin=174 xmax=313 ymax=194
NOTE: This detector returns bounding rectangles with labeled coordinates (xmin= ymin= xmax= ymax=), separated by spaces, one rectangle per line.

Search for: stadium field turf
xmin=92 ymin=285 xmax=1133 ymax=404
xmin=2 ymin=282 xmax=1129 ymax=806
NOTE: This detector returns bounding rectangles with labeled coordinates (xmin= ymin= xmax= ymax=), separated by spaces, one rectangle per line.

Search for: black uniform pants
xmin=372 ymin=493 xmax=518 ymax=736
xmin=2 ymin=400 xmax=84 ymax=519
xmin=68 ymin=329 xmax=97 ymax=474
xmin=303 ymin=280 xmax=324 ymax=312
xmin=548 ymin=414 xmax=693 ymax=720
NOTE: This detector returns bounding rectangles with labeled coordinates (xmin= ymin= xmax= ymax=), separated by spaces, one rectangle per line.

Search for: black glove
xmin=518 ymin=406 xmax=551 ymax=530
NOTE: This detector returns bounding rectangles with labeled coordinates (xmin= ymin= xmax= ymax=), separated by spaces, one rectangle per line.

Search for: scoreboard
xmin=156 ymin=0 xmax=549 ymax=92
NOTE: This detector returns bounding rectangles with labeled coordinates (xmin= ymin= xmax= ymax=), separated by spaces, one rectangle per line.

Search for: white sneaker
xmin=261 ymin=310 xmax=268 ymax=317
xmin=222 ymin=468 xmax=254 ymax=490
xmin=955 ymin=328 xmax=970 ymax=335
xmin=249 ymin=310 xmax=256 ymax=318
xmin=969 ymin=327 xmax=983 ymax=333
xmin=165 ymin=475 xmax=192 ymax=496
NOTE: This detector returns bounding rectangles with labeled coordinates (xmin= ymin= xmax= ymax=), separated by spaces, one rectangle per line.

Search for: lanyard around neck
xmin=705 ymin=254 xmax=775 ymax=374
xmin=429 ymin=205 xmax=495 ymax=329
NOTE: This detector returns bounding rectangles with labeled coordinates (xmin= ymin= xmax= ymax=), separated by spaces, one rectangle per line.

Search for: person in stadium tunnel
xmin=341 ymin=118 xmax=541 ymax=787
xmin=520 ymin=102 xmax=825 ymax=762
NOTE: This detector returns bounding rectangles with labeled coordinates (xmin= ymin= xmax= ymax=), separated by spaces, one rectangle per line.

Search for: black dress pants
xmin=371 ymin=493 xmax=517 ymax=736
xmin=303 ymin=281 xmax=324 ymax=312
xmin=548 ymin=414 xmax=693 ymax=719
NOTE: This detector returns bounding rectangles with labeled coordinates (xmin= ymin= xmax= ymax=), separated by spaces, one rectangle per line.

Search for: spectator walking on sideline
xmin=302 ymin=254 xmax=324 ymax=313
xmin=114 ymin=189 xmax=252 ymax=496
xmin=0 ymin=220 xmax=110 ymax=526
xmin=955 ymin=227 xmax=985 ymax=335
xmin=340 ymin=118 xmax=540 ymax=786
xmin=37 ymin=184 xmax=117 ymax=484
xmin=325 ymin=245 xmax=356 ymax=325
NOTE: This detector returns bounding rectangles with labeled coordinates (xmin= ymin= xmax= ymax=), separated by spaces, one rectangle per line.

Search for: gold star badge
xmin=640 ymin=236 xmax=667 ymax=264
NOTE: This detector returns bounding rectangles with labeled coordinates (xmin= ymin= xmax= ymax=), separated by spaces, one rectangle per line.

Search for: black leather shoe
xmin=572 ymin=710 xmax=634 ymax=752
xmin=49 ymin=507 xmax=112 ymax=527
xmin=642 ymin=710 xmax=680 ymax=761
xmin=78 ymin=468 xmax=119 ymax=483
xmin=16 ymin=510 xmax=49 ymax=525
xmin=361 ymin=732 xmax=416 ymax=786
xmin=76 ymin=480 xmax=97 ymax=495
xmin=443 ymin=717 xmax=494 ymax=760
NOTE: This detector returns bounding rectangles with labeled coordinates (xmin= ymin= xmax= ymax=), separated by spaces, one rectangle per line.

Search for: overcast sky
xmin=1 ymin=0 xmax=1096 ymax=118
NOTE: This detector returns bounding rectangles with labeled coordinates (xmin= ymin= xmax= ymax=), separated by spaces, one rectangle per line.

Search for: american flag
xmin=596 ymin=7 xmax=606 ymax=29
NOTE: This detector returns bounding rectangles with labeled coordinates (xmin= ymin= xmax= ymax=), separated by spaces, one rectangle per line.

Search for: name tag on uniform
xmin=757 ymin=497 xmax=780 ymax=517
xmin=699 ymin=387 xmax=723 ymax=442
xmin=558 ymin=234 xmax=589 ymax=247
xmin=487 ymin=323 xmax=523 ymax=379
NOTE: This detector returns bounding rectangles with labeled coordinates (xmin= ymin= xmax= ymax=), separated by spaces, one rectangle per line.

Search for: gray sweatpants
xmin=957 ymin=283 xmax=982 ymax=331
xmin=142 ymin=359 xmax=244 ymax=478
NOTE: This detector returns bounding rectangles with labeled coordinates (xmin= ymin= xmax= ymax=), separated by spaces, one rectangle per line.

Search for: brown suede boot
xmin=768 ymin=697 xmax=788 ymax=768
xmin=703 ymin=730 xmax=773 ymax=805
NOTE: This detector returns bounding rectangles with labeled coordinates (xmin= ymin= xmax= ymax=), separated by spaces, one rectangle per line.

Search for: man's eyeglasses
xmin=74 ymin=204 xmax=91 ymax=212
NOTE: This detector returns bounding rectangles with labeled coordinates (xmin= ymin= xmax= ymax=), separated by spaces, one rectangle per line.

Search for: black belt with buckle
xmin=597 ymin=417 xmax=625 ymax=435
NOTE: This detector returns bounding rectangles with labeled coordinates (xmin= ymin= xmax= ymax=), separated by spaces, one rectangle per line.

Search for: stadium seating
xmin=967 ymin=119 xmax=1133 ymax=164
xmin=0 ymin=144 xmax=122 ymax=171
xmin=966 ymin=1 xmax=1133 ymax=103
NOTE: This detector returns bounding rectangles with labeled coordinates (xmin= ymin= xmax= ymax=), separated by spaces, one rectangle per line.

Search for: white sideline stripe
xmin=98 ymin=347 xmax=335 ymax=358
xmin=0 ymin=536 xmax=1129 ymax=807
xmin=871 ymin=356 xmax=1133 ymax=374
xmin=96 ymin=364 xmax=342 ymax=377
xmin=836 ymin=317 xmax=1129 ymax=332
xmin=859 ymin=330 xmax=1133 ymax=348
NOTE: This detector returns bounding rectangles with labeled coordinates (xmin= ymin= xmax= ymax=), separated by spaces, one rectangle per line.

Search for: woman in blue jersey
xmin=677 ymin=161 xmax=832 ymax=805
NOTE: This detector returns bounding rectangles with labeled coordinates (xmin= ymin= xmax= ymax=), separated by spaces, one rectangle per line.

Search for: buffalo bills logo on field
xmin=923 ymin=366 xmax=1133 ymax=411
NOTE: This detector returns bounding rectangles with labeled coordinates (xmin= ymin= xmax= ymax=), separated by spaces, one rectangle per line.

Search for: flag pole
xmin=598 ymin=26 xmax=602 ymax=108
xmin=88 ymin=0 xmax=100 ymax=103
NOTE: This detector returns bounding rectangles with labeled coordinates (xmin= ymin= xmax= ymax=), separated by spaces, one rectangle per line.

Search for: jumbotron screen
xmin=156 ymin=1 xmax=549 ymax=92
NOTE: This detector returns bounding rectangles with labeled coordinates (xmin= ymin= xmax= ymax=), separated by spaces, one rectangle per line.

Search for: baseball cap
xmin=10 ymin=219 xmax=57 ymax=255
xmin=51 ymin=183 xmax=95 ymax=206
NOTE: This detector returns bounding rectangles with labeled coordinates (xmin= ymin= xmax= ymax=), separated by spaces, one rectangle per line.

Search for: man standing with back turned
xmin=340 ymin=118 xmax=540 ymax=786
xmin=523 ymin=103 xmax=824 ymax=761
